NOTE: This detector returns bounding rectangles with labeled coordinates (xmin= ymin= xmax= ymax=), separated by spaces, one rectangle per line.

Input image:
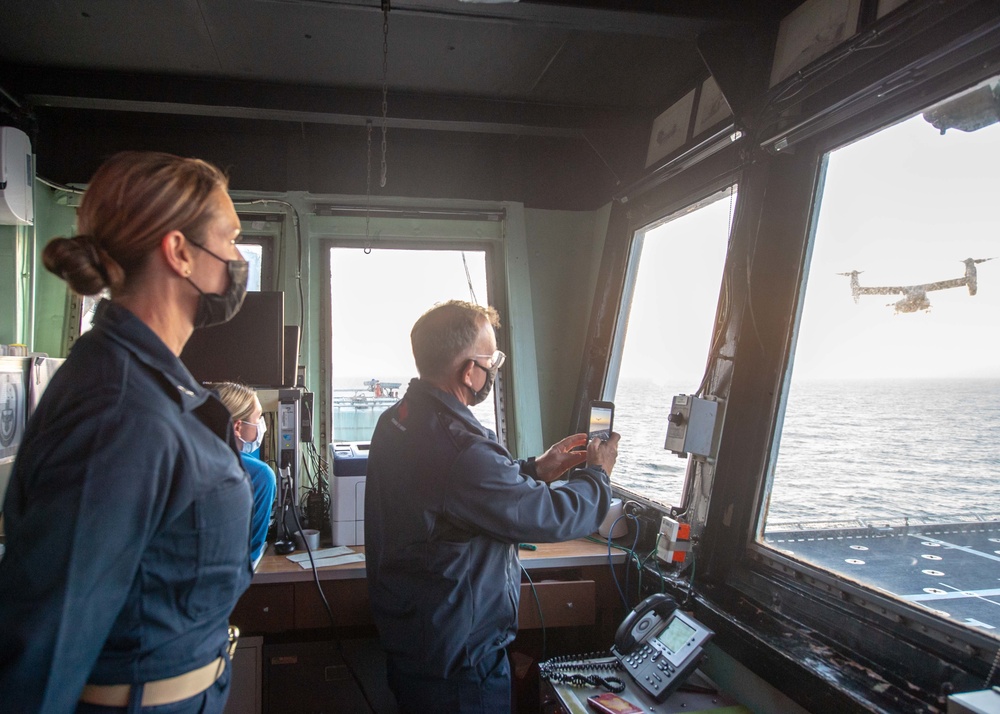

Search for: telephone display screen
xmin=589 ymin=406 xmax=613 ymax=441
xmin=656 ymin=616 xmax=695 ymax=654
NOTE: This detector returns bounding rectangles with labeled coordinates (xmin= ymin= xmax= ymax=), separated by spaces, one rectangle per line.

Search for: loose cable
xmin=519 ymin=563 xmax=546 ymax=663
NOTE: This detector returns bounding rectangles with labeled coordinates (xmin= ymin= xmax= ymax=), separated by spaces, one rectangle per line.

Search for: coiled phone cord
xmin=538 ymin=653 xmax=626 ymax=693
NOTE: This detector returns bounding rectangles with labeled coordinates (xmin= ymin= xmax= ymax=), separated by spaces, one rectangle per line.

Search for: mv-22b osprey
xmin=838 ymin=257 xmax=995 ymax=313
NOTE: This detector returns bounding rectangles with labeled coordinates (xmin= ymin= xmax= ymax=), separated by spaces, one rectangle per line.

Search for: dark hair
xmin=42 ymin=151 xmax=229 ymax=296
xmin=411 ymin=300 xmax=500 ymax=379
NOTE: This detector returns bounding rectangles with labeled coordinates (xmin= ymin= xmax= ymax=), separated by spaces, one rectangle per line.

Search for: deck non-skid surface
xmin=766 ymin=522 xmax=1000 ymax=632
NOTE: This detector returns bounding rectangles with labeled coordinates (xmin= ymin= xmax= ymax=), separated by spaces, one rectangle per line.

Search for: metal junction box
xmin=664 ymin=394 xmax=720 ymax=459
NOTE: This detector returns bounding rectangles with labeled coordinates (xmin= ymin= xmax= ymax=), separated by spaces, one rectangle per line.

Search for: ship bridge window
xmin=68 ymin=235 xmax=273 ymax=346
xmin=235 ymin=237 xmax=273 ymax=292
xmin=608 ymin=187 xmax=735 ymax=507
xmin=328 ymin=246 xmax=496 ymax=444
xmin=765 ymin=77 xmax=1000 ymax=643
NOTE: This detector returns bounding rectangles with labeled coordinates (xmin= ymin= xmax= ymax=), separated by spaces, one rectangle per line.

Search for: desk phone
xmin=610 ymin=593 xmax=713 ymax=702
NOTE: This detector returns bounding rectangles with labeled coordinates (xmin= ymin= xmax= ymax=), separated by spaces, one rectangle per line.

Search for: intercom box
xmin=0 ymin=127 xmax=33 ymax=225
xmin=329 ymin=441 xmax=369 ymax=546
xmin=664 ymin=394 xmax=720 ymax=458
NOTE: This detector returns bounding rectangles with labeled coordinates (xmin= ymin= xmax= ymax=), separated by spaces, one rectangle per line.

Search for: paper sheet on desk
xmin=284 ymin=547 xmax=366 ymax=569
xmin=285 ymin=546 xmax=355 ymax=562
xmin=298 ymin=553 xmax=365 ymax=569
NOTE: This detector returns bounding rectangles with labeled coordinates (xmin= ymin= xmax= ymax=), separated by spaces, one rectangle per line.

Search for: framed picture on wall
xmin=693 ymin=76 xmax=733 ymax=137
xmin=770 ymin=0 xmax=862 ymax=87
xmin=645 ymin=89 xmax=696 ymax=168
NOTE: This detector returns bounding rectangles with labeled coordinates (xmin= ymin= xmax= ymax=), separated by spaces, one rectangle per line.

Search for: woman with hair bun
xmin=0 ymin=151 xmax=252 ymax=713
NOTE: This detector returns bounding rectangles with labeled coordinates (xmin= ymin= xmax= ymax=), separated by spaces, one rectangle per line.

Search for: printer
xmin=328 ymin=442 xmax=369 ymax=546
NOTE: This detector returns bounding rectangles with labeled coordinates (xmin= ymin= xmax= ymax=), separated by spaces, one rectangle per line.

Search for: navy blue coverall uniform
xmin=365 ymin=378 xmax=611 ymax=714
xmin=0 ymin=300 xmax=253 ymax=713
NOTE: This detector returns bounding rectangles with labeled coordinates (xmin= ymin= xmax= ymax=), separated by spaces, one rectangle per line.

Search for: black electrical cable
xmin=231 ymin=199 xmax=305 ymax=357
xmin=287 ymin=461 xmax=377 ymax=714
xmin=519 ymin=563 xmax=546 ymax=663
xmin=603 ymin=513 xmax=641 ymax=612
xmin=622 ymin=514 xmax=640 ymax=609
xmin=287 ymin=485 xmax=335 ymax=629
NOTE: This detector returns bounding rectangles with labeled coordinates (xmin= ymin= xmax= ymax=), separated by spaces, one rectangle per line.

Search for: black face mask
xmin=187 ymin=241 xmax=249 ymax=328
xmin=468 ymin=361 xmax=497 ymax=406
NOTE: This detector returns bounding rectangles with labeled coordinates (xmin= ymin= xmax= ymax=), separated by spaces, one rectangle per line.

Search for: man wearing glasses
xmin=365 ymin=300 xmax=618 ymax=714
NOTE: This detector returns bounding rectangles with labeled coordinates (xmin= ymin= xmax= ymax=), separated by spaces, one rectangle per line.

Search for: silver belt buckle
xmin=227 ymin=625 xmax=240 ymax=660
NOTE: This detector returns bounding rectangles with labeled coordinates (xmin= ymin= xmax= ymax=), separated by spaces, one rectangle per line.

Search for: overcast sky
xmin=793 ymin=112 xmax=999 ymax=380
xmin=619 ymin=110 xmax=1000 ymax=384
xmin=329 ymin=248 xmax=488 ymax=387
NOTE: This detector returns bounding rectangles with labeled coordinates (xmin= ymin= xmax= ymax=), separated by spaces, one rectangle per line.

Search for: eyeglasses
xmin=469 ymin=350 xmax=506 ymax=371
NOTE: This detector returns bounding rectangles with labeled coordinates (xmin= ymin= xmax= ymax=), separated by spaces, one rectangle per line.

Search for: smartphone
xmin=587 ymin=692 xmax=641 ymax=714
xmin=588 ymin=400 xmax=614 ymax=441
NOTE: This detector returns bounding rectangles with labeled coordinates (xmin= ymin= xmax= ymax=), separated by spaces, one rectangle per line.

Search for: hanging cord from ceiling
xmin=461 ymin=252 xmax=478 ymax=305
xmin=380 ymin=0 xmax=390 ymax=188
xmin=365 ymin=119 xmax=374 ymax=254
xmin=363 ymin=0 xmax=389 ymax=255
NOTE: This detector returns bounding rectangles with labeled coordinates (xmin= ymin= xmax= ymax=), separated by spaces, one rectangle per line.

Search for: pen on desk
xmin=518 ymin=543 xmax=537 ymax=551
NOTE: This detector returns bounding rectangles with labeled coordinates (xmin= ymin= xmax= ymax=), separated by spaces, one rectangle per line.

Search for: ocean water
xmin=610 ymin=378 xmax=1000 ymax=526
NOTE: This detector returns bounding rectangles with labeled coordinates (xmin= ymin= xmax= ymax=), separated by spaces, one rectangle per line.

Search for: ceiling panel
xmin=0 ymin=0 xmax=732 ymax=110
xmin=0 ymin=1 xmax=220 ymax=75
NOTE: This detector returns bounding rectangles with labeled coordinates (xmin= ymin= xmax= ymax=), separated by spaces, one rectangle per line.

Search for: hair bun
xmin=42 ymin=233 xmax=120 ymax=295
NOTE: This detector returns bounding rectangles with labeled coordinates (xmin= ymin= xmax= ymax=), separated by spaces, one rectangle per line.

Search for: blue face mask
xmin=239 ymin=417 xmax=266 ymax=454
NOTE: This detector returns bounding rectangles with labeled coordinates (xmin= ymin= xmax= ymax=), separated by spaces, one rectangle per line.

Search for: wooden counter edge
xmin=250 ymin=537 xmax=627 ymax=584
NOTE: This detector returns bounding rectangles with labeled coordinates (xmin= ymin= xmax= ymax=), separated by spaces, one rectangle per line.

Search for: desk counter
xmin=251 ymin=538 xmax=624 ymax=584
xmin=233 ymin=538 xmax=627 ymax=635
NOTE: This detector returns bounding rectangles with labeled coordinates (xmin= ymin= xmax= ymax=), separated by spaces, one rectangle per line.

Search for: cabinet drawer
xmin=294 ymin=579 xmax=374 ymax=629
xmin=231 ymin=583 xmax=295 ymax=634
xmin=518 ymin=580 xmax=595 ymax=629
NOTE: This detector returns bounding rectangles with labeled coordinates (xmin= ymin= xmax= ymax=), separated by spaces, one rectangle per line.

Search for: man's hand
xmin=587 ymin=432 xmax=619 ymax=476
xmin=534 ymin=433 xmax=589 ymax=483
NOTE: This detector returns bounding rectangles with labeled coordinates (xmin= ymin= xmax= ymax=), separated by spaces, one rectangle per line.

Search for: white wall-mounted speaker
xmin=0 ymin=127 xmax=34 ymax=225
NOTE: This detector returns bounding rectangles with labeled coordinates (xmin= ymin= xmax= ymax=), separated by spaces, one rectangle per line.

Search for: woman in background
xmin=209 ymin=382 xmax=277 ymax=566
xmin=0 ymin=151 xmax=251 ymax=713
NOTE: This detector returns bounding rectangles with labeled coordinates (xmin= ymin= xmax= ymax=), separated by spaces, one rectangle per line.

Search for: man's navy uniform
xmin=365 ymin=378 xmax=611 ymax=713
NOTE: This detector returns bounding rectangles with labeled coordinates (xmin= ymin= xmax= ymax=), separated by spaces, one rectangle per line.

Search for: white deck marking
xmin=907 ymin=533 xmax=1000 ymax=563
xmin=903 ymin=586 xmax=1000 ymax=603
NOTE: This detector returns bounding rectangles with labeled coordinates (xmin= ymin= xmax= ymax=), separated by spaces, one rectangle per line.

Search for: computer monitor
xmin=180 ymin=291 xmax=286 ymax=388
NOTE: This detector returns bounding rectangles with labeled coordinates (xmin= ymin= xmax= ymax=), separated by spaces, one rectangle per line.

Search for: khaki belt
xmin=79 ymin=656 xmax=226 ymax=708
xmin=80 ymin=628 xmax=238 ymax=708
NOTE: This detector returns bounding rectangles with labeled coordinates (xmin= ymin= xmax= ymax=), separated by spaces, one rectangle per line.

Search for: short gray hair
xmin=411 ymin=300 xmax=500 ymax=380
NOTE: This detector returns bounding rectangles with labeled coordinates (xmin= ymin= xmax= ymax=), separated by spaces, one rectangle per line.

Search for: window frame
xmin=319 ymin=234 xmax=508 ymax=450
xmin=235 ymin=235 xmax=275 ymax=291
xmin=235 ymin=210 xmax=282 ymax=291
xmin=603 ymin=185 xmax=738 ymax=511
xmin=694 ymin=6 xmax=1000 ymax=706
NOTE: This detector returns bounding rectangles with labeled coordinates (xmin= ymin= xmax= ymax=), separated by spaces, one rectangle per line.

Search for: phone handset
xmin=611 ymin=592 xmax=714 ymax=702
xmin=612 ymin=593 xmax=677 ymax=654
